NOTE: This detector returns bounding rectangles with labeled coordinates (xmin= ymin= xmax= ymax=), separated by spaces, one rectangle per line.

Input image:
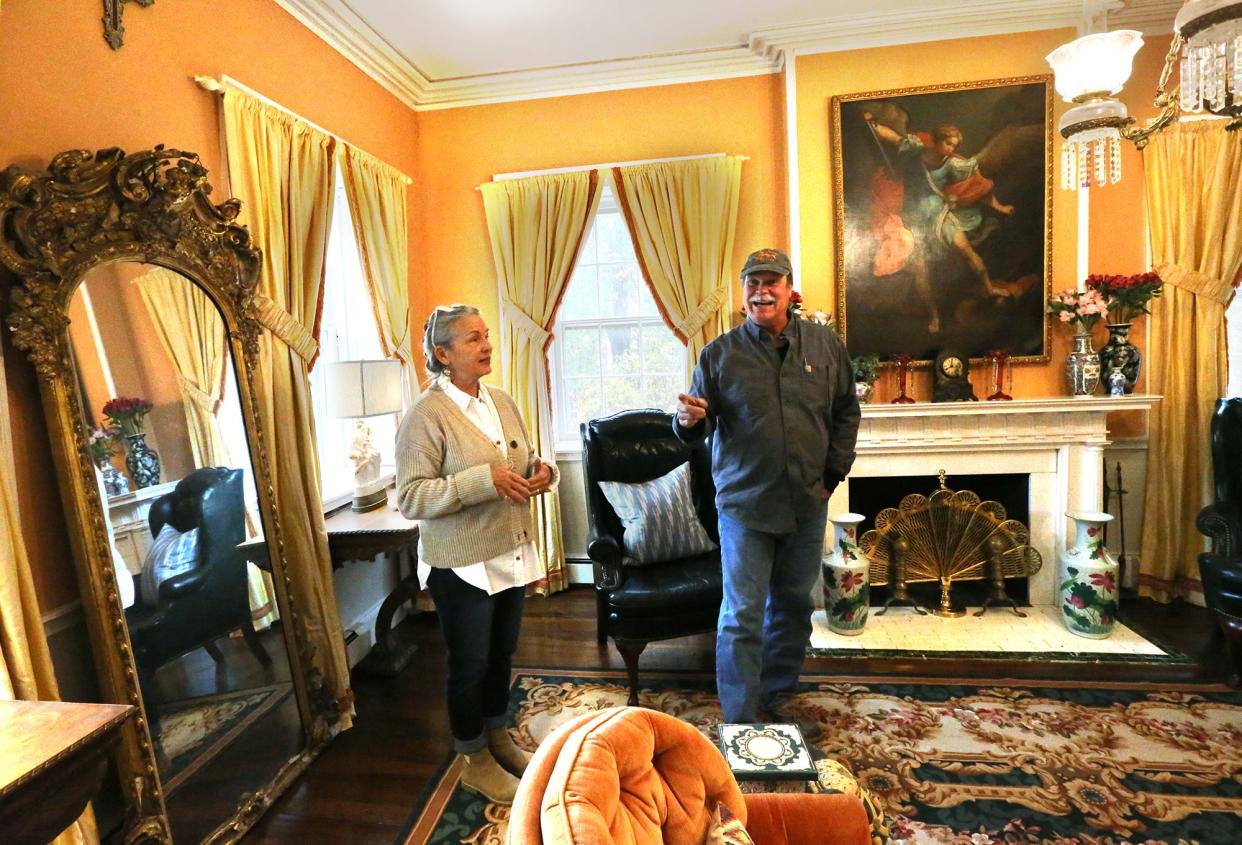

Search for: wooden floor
xmin=240 ymin=586 xmax=1234 ymax=844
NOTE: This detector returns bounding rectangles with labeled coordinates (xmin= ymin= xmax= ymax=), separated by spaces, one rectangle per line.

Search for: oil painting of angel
xmin=830 ymin=77 xmax=1051 ymax=363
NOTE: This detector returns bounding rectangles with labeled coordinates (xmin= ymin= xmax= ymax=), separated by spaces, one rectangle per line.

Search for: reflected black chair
xmin=1197 ymin=397 xmax=1242 ymax=687
xmin=126 ymin=467 xmax=271 ymax=732
xmin=581 ymin=410 xmax=722 ymax=706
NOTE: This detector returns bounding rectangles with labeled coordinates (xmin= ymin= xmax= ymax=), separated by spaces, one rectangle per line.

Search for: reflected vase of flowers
xmin=103 ymin=396 xmax=160 ymax=489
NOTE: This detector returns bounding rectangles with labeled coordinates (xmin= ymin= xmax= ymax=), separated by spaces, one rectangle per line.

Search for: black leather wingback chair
xmin=582 ymin=410 xmax=722 ymax=706
xmin=126 ymin=467 xmax=271 ymax=732
xmin=1197 ymin=397 xmax=1242 ymax=687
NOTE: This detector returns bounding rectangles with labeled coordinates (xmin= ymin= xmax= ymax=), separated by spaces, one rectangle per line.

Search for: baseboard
xmin=567 ymin=560 xmax=593 ymax=585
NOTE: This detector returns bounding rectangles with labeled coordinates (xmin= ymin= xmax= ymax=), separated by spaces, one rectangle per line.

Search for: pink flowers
xmin=1089 ymin=571 xmax=1116 ymax=593
xmin=840 ymin=571 xmax=865 ymax=592
xmin=1046 ymin=287 xmax=1110 ymax=333
xmin=1067 ymin=595 xmax=1087 ymax=609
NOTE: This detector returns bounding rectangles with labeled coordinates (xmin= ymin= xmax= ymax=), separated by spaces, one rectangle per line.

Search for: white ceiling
xmin=273 ymin=0 xmax=1181 ymax=109
xmin=347 ymin=0 xmax=934 ymax=79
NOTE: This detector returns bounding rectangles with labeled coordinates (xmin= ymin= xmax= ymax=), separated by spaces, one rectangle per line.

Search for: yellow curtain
xmin=480 ymin=171 xmax=602 ymax=594
xmin=612 ymin=156 xmax=744 ymax=381
xmin=340 ymin=146 xmax=417 ymax=405
xmin=135 ymin=267 xmax=278 ymax=629
xmin=1139 ymin=120 xmax=1242 ymax=603
xmin=222 ymin=87 xmax=354 ymax=725
xmin=0 ymin=316 xmax=98 ymax=844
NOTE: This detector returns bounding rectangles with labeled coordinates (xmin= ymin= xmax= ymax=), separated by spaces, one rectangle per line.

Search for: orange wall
xmin=0 ymin=0 xmax=419 ymax=610
xmin=412 ymin=74 xmax=788 ymax=349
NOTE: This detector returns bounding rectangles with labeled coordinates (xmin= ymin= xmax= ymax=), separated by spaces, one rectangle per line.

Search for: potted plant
xmin=1084 ymin=271 xmax=1163 ymax=394
xmin=1047 ymin=287 xmax=1110 ymax=396
xmin=851 ymin=354 xmax=881 ymax=404
xmin=87 ymin=427 xmax=128 ymax=496
xmin=103 ymin=396 xmax=160 ymax=488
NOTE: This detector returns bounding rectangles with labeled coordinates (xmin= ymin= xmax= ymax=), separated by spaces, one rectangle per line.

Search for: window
xmin=549 ymin=183 xmax=687 ymax=449
xmin=309 ymin=166 xmax=398 ymax=502
xmin=1229 ymin=286 xmax=1242 ymax=398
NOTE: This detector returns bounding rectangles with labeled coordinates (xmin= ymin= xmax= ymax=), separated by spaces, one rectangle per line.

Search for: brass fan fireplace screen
xmin=859 ymin=471 xmax=1042 ymax=617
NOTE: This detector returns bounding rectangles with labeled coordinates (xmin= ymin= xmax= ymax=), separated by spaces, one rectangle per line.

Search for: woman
xmin=396 ymin=304 xmax=556 ymax=805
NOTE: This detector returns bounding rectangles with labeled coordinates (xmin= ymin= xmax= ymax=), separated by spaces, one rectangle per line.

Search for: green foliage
xmin=851 ymin=354 xmax=882 ymax=385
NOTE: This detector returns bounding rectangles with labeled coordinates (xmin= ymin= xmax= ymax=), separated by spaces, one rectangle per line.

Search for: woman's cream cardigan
xmin=395 ymin=384 xmax=540 ymax=568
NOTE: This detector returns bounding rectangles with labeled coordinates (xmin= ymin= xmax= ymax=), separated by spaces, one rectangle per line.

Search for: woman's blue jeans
xmin=716 ymin=506 xmax=827 ymax=722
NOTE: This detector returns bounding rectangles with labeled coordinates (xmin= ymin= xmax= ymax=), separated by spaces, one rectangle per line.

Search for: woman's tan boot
xmin=488 ymin=726 xmax=531 ymax=777
xmin=459 ymin=746 xmax=520 ymax=804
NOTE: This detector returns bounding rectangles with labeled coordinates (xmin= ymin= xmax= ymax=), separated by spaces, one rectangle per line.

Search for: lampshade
xmin=1046 ymin=31 xmax=1144 ymax=102
xmin=324 ymin=359 xmax=403 ymax=418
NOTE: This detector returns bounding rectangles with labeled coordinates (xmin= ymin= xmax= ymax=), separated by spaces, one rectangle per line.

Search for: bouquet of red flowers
xmin=102 ymin=396 xmax=154 ymax=437
xmin=1084 ymin=271 xmax=1163 ymax=324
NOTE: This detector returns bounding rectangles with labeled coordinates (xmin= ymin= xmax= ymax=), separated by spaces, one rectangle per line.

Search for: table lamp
xmin=325 ymin=359 xmax=403 ymax=512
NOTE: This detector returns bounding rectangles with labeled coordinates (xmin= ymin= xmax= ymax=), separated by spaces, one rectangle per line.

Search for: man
xmin=674 ymin=248 xmax=860 ymax=737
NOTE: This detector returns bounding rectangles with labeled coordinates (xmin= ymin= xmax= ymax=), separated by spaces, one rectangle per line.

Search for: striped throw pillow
xmin=598 ymin=461 xmax=717 ymax=566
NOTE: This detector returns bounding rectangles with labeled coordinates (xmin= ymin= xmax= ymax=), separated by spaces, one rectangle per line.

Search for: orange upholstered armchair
xmin=508 ymin=707 xmax=871 ymax=845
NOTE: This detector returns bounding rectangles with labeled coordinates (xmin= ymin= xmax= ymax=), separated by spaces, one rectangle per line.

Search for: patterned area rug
xmin=399 ymin=670 xmax=1242 ymax=845
xmin=157 ymin=682 xmax=293 ymax=793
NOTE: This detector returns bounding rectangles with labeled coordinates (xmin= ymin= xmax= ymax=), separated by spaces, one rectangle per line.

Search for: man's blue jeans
xmin=716 ymin=505 xmax=828 ymax=722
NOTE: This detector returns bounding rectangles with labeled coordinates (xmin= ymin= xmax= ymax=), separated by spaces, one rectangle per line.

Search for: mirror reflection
xmin=68 ymin=263 xmax=301 ymax=842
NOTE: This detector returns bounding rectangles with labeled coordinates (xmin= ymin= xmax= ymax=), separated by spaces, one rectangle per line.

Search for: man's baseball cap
xmin=740 ymin=248 xmax=792 ymax=279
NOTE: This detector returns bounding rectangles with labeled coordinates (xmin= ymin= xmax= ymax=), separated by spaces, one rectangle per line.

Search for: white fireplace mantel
xmin=829 ymin=394 xmax=1160 ymax=606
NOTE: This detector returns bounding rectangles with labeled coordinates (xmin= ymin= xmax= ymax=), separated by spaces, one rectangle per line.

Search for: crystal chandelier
xmin=1047 ymin=0 xmax=1242 ymax=190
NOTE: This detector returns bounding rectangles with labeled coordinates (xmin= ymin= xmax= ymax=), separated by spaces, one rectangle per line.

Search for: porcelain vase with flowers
xmin=1059 ymin=511 xmax=1120 ymax=639
xmin=1047 ymin=287 xmax=1109 ymax=397
xmin=822 ymin=513 xmax=870 ymax=635
xmin=1085 ymin=271 xmax=1163 ymax=395
xmin=103 ymin=396 xmax=160 ymax=489
xmin=87 ymin=427 xmax=128 ymax=496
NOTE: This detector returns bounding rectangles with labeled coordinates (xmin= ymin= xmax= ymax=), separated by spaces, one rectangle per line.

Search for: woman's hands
xmin=490 ymin=457 xmax=556 ymax=504
xmin=528 ymin=457 xmax=554 ymax=496
xmin=491 ymin=463 xmax=532 ymax=503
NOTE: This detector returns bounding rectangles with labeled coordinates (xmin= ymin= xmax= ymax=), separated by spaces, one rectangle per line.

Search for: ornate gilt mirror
xmin=0 ymin=148 xmax=339 ymax=843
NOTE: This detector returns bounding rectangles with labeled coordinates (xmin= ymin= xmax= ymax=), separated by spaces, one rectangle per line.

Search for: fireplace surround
xmin=826 ymin=395 xmax=1158 ymax=607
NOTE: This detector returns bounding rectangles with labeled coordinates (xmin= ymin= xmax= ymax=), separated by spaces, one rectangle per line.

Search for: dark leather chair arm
xmin=157 ymin=568 xmax=209 ymax=602
xmin=587 ymin=534 xmax=624 ymax=590
xmin=1197 ymin=504 xmax=1242 ymax=558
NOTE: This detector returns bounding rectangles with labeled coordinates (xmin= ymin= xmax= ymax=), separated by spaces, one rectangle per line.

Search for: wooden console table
xmin=239 ymin=487 xmax=420 ymax=676
xmin=0 ymin=700 xmax=134 ymax=845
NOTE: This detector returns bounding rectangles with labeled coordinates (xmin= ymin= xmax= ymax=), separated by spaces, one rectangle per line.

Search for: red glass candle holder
xmin=986 ymin=349 xmax=1013 ymax=401
xmin=891 ymin=354 xmax=915 ymax=404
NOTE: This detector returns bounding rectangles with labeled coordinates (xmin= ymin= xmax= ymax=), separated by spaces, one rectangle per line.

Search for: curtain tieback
xmin=674 ymin=282 xmax=730 ymax=339
xmin=178 ymin=375 xmax=221 ymax=414
xmin=1155 ymin=262 xmax=1236 ymax=306
xmin=253 ymin=294 xmax=319 ymax=362
xmin=502 ymin=299 xmax=551 ymax=347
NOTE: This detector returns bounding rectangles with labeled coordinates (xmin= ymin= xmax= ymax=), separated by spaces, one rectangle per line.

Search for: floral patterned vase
xmin=1065 ymin=332 xmax=1100 ymax=397
xmin=822 ymin=513 xmax=870 ymax=635
xmin=1059 ymin=511 xmax=1120 ymax=639
xmin=124 ymin=433 xmax=161 ymax=489
xmin=97 ymin=460 xmax=129 ymax=497
xmin=854 ymin=382 xmax=874 ymax=405
xmin=1098 ymin=322 xmax=1141 ymax=395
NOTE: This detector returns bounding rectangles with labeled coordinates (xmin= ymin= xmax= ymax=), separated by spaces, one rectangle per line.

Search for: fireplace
xmin=823 ymin=395 xmax=1157 ymax=607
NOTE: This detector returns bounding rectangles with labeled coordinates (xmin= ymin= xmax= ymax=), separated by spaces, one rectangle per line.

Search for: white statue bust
xmin=349 ymin=419 xmax=382 ymax=488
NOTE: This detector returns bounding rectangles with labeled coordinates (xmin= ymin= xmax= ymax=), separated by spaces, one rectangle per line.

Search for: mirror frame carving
xmin=0 ymin=147 xmax=338 ymax=844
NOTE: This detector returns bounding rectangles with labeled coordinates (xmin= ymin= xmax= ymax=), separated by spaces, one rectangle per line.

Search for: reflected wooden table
xmin=239 ymin=487 xmax=421 ymax=676
xmin=0 ymin=700 xmax=134 ymax=845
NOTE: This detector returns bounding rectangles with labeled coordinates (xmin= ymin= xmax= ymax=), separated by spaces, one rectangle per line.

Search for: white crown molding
xmin=750 ymin=0 xmax=1088 ymax=61
xmin=414 ymin=46 xmax=779 ymax=111
xmin=274 ymin=0 xmax=1127 ymax=112
xmin=1107 ymin=0 xmax=1183 ymax=35
xmin=270 ymin=0 xmax=428 ymax=109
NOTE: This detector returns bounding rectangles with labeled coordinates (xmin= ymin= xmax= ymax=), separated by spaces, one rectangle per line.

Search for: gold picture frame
xmin=830 ymin=75 xmax=1053 ymax=366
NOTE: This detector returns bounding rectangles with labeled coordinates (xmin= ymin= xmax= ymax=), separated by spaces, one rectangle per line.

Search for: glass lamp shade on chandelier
xmin=1046 ymin=0 xmax=1242 ymax=190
